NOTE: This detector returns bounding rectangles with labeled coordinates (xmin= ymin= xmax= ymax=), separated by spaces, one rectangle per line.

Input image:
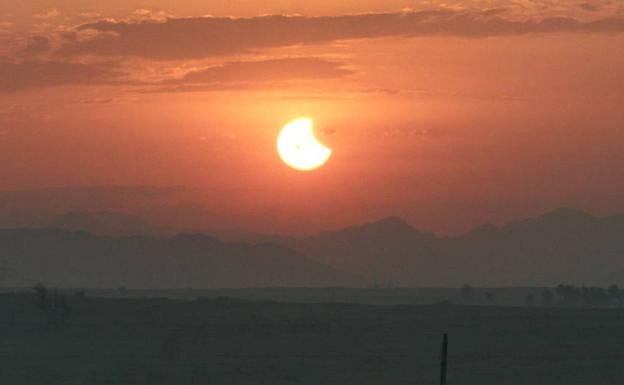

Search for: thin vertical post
xmin=440 ymin=333 xmax=448 ymax=385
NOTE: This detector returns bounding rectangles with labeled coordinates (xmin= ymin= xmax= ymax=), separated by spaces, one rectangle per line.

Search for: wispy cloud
xmin=4 ymin=8 xmax=624 ymax=92
xmin=0 ymin=56 xmax=350 ymax=92
xmin=169 ymin=57 xmax=352 ymax=84
xmin=19 ymin=36 xmax=51 ymax=57
xmin=131 ymin=9 xmax=173 ymax=22
xmin=578 ymin=3 xmax=601 ymax=12
xmin=33 ymin=8 xmax=62 ymax=19
xmin=79 ymin=96 xmax=135 ymax=104
xmin=0 ymin=61 xmax=121 ymax=92
xmin=54 ymin=10 xmax=624 ymax=60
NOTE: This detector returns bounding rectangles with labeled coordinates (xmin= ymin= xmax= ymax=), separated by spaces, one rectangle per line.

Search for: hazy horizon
xmin=1 ymin=185 xmax=623 ymax=237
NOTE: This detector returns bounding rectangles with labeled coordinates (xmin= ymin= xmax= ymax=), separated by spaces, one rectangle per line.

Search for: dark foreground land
xmin=2 ymin=293 xmax=624 ymax=385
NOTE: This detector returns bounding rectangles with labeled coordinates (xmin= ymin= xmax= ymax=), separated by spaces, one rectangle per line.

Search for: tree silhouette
xmin=460 ymin=284 xmax=475 ymax=303
xmin=33 ymin=284 xmax=72 ymax=329
xmin=556 ymin=284 xmax=581 ymax=305
xmin=608 ymin=284 xmax=620 ymax=305
xmin=541 ymin=289 xmax=554 ymax=306
xmin=0 ymin=258 xmax=10 ymax=287
xmin=555 ymin=284 xmax=612 ymax=306
xmin=34 ymin=283 xmax=48 ymax=311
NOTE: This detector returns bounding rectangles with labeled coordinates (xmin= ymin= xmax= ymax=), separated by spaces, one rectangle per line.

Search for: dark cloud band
xmin=59 ymin=10 xmax=624 ymax=60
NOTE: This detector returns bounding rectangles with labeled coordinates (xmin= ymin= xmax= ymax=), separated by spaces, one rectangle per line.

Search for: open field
xmin=2 ymin=292 xmax=624 ymax=385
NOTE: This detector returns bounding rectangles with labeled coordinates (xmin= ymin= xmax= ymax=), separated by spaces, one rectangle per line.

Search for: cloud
xmin=133 ymin=57 xmax=352 ymax=93
xmin=578 ymin=3 xmax=601 ymax=12
xmin=0 ymin=56 xmax=350 ymax=92
xmin=79 ymin=12 xmax=102 ymax=19
xmin=382 ymin=127 xmax=435 ymax=138
xmin=173 ymin=57 xmax=352 ymax=84
xmin=131 ymin=9 xmax=173 ymax=22
xmin=19 ymin=36 xmax=51 ymax=57
xmin=57 ymin=10 xmax=624 ymax=60
xmin=79 ymin=96 xmax=134 ymax=104
xmin=33 ymin=9 xmax=61 ymax=19
xmin=6 ymin=9 xmax=624 ymax=92
xmin=0 ymin=61 xmax=121 ymax=92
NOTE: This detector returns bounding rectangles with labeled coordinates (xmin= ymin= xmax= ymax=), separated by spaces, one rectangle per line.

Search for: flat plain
xmin=2 ymin=292 xmax=623 ymax=385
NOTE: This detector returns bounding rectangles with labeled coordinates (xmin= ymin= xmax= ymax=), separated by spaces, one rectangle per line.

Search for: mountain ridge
xmin=285 ymin=208 xmax=624 ymax=286
xmin=2 ymin=207 xmax=623 ymax=287
xmin=0 ymin=228 xmax=362 ymax=288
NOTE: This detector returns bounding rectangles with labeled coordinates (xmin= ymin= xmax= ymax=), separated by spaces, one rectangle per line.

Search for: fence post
xmin=440 ymin=333 xmax=448 ymax=385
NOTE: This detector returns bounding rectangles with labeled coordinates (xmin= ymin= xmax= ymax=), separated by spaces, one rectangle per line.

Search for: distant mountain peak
xmin=537 ymin=207 xmax=594 ymax=223
xmin=307 ymin=216 xmax=434 ymax=244
xmin=343 ymin=216 xmax=420 ymax=236
xmin=171 ymin=232 xmax=221 ymax=244
xmin=0 ymin=227 xmax=361 ymax=288
xmin=369 ymin=216 xmax=413 ymax=229
xmin=466 ymin=223 xmax=499 ymax=237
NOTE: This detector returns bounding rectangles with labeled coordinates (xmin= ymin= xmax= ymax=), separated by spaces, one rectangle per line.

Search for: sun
xmin=277 ymin=118 xmax=332 ymax=171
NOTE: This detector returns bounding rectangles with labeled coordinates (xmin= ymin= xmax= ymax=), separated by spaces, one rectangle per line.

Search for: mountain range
xmin=1 ymin=208 xmax=623 ymax=287
xmin=0 ymin=229 xmax=361 ymax=288
xmin=287 ymin=208 xmax=624 ymax=286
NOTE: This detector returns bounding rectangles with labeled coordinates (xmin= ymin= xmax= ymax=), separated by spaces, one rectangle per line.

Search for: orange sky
xmin=1 ymin=0 xmax=624 ymax=235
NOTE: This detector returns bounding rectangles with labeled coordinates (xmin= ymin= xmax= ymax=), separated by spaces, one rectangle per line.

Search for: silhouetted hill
xmin=285 ymin=209 xmax=624 ymax=286
xmin=52 ymin=211 xmax=171 ymax=237
xmin=0 ymin=229 xmax=362 ymax=288
xmin=293 ymin=217 xmax=437 ymax=283
xmin=4 ymin=208 xmax=624 ymax=287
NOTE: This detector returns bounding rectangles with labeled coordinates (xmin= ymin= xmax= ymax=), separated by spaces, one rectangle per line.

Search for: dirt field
xmin=2 ymin=292 xmax=623 ymax=385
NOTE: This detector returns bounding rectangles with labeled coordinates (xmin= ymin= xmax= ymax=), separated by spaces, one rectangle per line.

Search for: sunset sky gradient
xmin=1 ymin=0 xmax=623 ymax=235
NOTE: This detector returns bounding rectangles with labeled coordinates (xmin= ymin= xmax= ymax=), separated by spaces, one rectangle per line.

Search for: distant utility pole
xmin=440 ymin=333 xmax=448 ymax=385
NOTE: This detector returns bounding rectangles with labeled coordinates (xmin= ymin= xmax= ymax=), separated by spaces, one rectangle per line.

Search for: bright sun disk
xmin=277 ymin=118 xmax=332 ymax=171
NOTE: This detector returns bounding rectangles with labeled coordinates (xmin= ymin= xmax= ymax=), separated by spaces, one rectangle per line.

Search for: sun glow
xmin=277 ymin=118 xmax=332 ymax=171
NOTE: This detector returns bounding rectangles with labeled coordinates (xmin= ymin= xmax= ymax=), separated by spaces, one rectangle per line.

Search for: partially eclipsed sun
xmin=277 ymin=118 xmax=332 ymax=171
